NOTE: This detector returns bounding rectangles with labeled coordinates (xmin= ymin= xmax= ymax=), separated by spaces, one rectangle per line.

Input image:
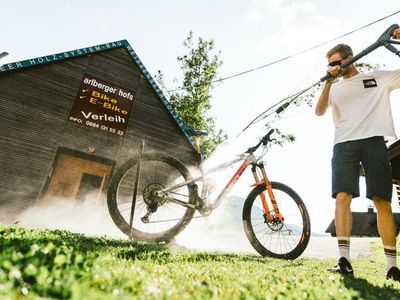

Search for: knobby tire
xmin=242 ymin=181 xmax=311 ymax=260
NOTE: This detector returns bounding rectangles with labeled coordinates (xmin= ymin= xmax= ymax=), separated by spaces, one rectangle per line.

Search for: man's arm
xmin=315 ymin=64 xmax=342 ymax=116
xmin=315 ymin=81 xmax=332 ymax=116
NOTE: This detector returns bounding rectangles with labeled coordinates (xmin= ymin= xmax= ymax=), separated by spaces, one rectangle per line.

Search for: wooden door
xmin=45 ymin=152 xmax=113 ymax=202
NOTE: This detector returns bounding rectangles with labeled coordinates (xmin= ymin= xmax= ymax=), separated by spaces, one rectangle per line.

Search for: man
xmin=315 ymin=28 xmax=400 ymax=281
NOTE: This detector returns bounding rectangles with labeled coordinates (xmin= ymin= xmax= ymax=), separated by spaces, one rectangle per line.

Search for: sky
xmin=2 ymin=0 xmax=400 ymax=237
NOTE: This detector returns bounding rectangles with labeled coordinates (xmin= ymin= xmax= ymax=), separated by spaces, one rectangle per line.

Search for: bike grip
xmin=268 ymin=128 xmax=275 ymax=135
xmin=265 ymin=128 xmax=275 ymax=139
xmin=261 ymin=129 xmax=274 ymax=144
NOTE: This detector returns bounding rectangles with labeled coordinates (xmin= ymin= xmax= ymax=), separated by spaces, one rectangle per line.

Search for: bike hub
xmin=263 ymin=213 xmax=284 ymax=231
xmin=143 ymin=183 xmax=166 ymax=208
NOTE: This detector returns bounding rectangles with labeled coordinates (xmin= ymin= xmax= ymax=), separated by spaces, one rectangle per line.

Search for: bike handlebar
xmin=320 ymin=24 xmax=400 ymax=82
xmin=246 ymin=129 xmax=275 ymax=153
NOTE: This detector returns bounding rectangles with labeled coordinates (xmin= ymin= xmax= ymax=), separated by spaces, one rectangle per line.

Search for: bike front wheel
xmin=242 ymin=181 xmax=310 ymax=260
xmin=107 ymin=153 xmax=196 ymax=241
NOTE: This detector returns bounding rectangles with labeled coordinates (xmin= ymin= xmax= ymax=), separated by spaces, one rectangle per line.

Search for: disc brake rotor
xmin=264 ymin=214 xmax=284 ymax=231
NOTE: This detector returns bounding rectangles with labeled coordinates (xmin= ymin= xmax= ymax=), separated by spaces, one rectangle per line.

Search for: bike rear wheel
xmin=242 ymin=181 xmax=310 ymax=260
xmin=107 ymin=153 xmax=196 ymax=241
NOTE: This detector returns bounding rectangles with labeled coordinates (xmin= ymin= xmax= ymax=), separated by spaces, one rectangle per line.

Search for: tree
xmin=156 ymin=32 xmax=226 ymax=158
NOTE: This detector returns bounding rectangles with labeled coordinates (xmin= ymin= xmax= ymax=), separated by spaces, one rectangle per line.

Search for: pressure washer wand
xmin=320 ymin=24 xmax=400 ymax=82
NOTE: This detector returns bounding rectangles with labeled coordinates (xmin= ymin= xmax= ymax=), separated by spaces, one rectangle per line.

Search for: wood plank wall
xmin=0 ymin=47 xmax=198 ymax=218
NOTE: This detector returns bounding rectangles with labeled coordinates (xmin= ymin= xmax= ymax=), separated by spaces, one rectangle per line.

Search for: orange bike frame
xmin=251 ymin=163 xmax=283 ymax=222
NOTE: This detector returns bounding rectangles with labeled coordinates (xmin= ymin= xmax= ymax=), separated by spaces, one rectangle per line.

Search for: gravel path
xmin=177 ymin=229 xmax=380 ymax=260
xmin=303 ymin=236 xmax=380 ymax=259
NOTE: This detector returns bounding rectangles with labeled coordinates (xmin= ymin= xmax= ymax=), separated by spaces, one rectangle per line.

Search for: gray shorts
xmin=331 ymin=136 xmax=392 ymax=201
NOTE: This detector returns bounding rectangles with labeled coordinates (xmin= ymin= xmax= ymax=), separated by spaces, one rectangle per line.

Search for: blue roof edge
xmin=0 ymin=40 xmax=195 ymax=148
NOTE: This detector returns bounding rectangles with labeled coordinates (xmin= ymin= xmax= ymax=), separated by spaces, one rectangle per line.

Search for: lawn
xmin=1 ymin=225 xmax=399 ymax=299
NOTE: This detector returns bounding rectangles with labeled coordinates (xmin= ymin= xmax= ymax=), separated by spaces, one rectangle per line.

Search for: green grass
xmin=1 ymin=225 xmax=400 ymax=299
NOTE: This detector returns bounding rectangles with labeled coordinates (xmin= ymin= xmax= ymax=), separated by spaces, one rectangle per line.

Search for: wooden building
xmin=0 ymin=40 xmax=199 ymax=221
xmin=325 ymin=207 xmax=400 ymax=237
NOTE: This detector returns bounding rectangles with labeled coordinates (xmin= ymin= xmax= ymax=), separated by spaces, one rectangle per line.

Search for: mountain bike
xmin=107 ymin=129 xmax=311 ymax=260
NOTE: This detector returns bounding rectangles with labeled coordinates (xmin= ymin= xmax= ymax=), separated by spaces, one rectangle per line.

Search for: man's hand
xmin=328 ymin=65 xmax=341 ymax=77
xmin=326 ymin=65 xmax=342 ymax=82
xmin=392 ymin=28 xmax=400 ymax=40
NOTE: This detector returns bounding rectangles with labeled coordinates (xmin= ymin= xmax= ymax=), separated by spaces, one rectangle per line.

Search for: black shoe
xmin=328 ymin=257 xmax=354 ymax=276
xmin=386 ymin=267 xmax=400 ymax=282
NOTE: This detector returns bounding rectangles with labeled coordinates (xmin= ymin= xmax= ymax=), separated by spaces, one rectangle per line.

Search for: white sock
xmin=383 ymin=244 xmax=398 ymax=272
xmin=337 ymin=236 xmax=350 ymax=261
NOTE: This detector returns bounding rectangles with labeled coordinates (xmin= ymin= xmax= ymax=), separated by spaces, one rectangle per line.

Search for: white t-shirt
xmin=328 ymin=70 xmax=400 ymax=145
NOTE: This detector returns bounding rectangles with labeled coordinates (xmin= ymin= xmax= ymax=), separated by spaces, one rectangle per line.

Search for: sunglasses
xmin=327 ymin=60 xmax=343 ymax=67
xmin=327 ymin=55 xmax=350 ymax=67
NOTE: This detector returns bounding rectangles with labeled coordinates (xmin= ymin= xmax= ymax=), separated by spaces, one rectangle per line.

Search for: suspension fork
xmin=251 ymin=163 xmax=283 ymax=222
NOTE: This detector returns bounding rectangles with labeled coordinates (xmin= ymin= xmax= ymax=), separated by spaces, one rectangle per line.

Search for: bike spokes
xmin=243 ymin=182 xmax=310 ymax=259
xmin=118 ymin=170 xmax=190 ymax=231
xmin=129 ymin=140 xmax=145 ymax=230
xmin=108 ymin=154 xmax=196 ymax=241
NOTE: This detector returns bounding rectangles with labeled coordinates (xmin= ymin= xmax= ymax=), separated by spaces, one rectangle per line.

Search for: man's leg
xmin=330 ymin=140 xmax=359 ymax=275
xmin=335 ymin=192 xmax=353 ymax=261
xmin=373 ymin=197 xmax=398 ymax=272
xmin=361 ymin=137 xmax=399 ymax=280
xmin=328 ymin=192 xmax=354 ymax=275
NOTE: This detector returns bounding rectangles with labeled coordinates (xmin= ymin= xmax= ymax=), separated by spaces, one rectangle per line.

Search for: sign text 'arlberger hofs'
xmin=69 ymin=74 xmax=135 ymax=136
